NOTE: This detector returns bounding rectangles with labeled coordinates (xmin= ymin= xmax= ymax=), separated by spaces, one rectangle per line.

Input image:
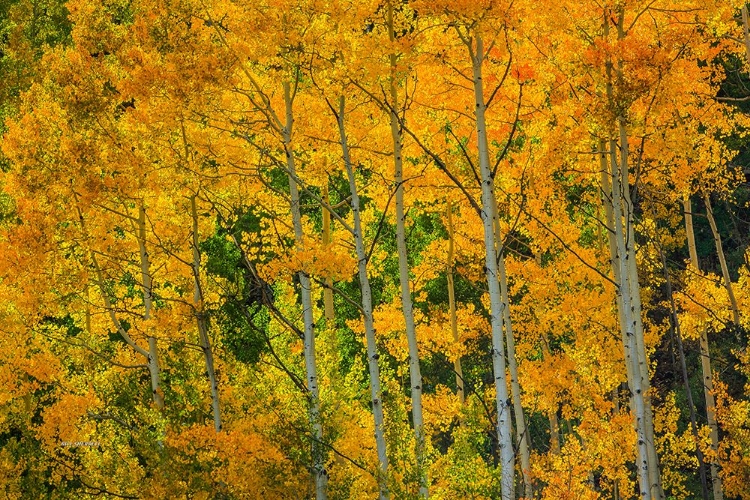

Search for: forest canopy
xmin=2 ymin=1 xmax=750 ymax=499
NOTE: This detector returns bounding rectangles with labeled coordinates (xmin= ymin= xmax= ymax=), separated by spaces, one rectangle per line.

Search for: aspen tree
xmin=385 ymin=3 xmax=427 ymax=495
xmin=703 ymin=193 xmax=740 ymax=325
xmin=445 ymin=202 xmax=465 ymax=404
xmin=602 ymin=9 xmax=663 ymax=496
xmin=190 ymin=195 xmax=222 ymax=433
xmin=491 ymin=194 xmax=532 ymax=498
xmin=282 ymin=81 xmax=328 ymax=500
xmin=469 ymin=31 xmax=515 ymax=500
xmin=136 ymin=204 xmax=164 ymax=411
xmin=684 ymin=195 xmax=724 ymax=500
xmin=656 ymin=238 xmax=709 ymax=500
xmin=606 ymin=132 xmax=652 ymax=500
xmin=335 ymin=95 xmax=390 ymax=499
xmin=197 ymin=5 xmax=331 ymax=491
xmin=76 ymin=200 xmax=164 ymax=412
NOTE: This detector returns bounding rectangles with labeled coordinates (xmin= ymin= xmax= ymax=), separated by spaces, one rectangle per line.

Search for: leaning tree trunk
xmin=386 ymin=3 xmax=427 ymax=496
xmin=445 ymin=202 xmax=465 ymax=404
xmin=282 ymin=81 xmax=327 ymax=500
xmin=80 ymin=200 xmax=165 ymax=429
xmin=657 ymin=241 xmax=709 ymax=500
xmin=535 ymin=253 xmax=560 ymax=455
xmin=703 ymin=193 xmax=740 ymax=325
xmin=491 ymin=195 xmax=532 ymax=498
xmin=190 ymin=195 xmax=222 ymax=433
xmin=337 ymin=96 xmax=389 ymax=499
xmin=603 ymin=10 xmax=664 ymax=495
xmin=322 ymin=185 xmax=335 ymax=323
xmin=136 ymin=204 xmax=164 ymax=411
xmin=469 ymin=32 xmax=515 ymax=500
xmin=684 ymin=194 xmax=724 ymax=500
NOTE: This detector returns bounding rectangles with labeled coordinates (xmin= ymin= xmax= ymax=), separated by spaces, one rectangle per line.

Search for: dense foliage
xmin=2 ymin=1 xmax=750 ymax=499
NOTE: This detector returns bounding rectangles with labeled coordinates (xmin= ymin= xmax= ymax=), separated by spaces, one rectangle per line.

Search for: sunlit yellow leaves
xmin=676 ymin=267 xmax=734 ymax=339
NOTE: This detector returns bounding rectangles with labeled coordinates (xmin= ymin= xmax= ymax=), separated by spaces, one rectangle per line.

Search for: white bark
xmin=491 ymin=196 xmax=532 ymax=498
xmin=603 ymin=9 xmax=663 ymax=493
xmin=386 ymin=4 xmax=427 ymax=496
xmin=446 ymin=203 xmax=465 ymax=404
xmin=283 ymin=82 xmax=327 ymax=500
xmin=322 ymin=186 xmax=335 ymax=322
xmin=337 ymin=96 xmax=389 ymax=499
xmin=191 ymin=196 xmax=222 ymax=433
xmin=617 ymin=120 xmax=662 ymax=499
xmin=684 ymin=195 xmax=724 ymax=500
xmin=703 ymin=193 xmax=740 ymax=325
xmin=470 ymin=33 xmax=515 ymax=500
xmin=742 ymin=5 xmax=750 ymax=72
xmin=137 ymin=205 xmax=164 ymax=410
xmin=607 ymin=135 xmax=651 ymax=499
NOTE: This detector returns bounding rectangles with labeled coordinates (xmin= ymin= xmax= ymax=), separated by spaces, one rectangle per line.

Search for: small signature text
xmin=60 ymin=441 xmax=100 ymax=448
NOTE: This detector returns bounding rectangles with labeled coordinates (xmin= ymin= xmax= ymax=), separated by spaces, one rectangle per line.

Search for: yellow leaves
xmin=261 ymin=235 xmax=356 ymax=283
xmin=714 ymin=378 xmax=750 ymax=499
xmin=422 ymin=385 xmax=462 ymax=435
xmin=676 ymin=267 xmax=734 ymax=339
xmin=165 ymin=422 xmax=301 ymax=498
xmin=37 ymin=392 xmax=93 ymax=452
xmin=654 ymin=392 xmax=698 ymax=499
xmin=0 ymin=447 xmax=23 ymax=499
xmin=534 ymin=410 xmax=634 ymax=500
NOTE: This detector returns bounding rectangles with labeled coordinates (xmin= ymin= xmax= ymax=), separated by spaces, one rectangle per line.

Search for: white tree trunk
xmin=470 ymin=33 xmax=515 ymax=500
xmin=446 ymin=203 xmax=465 ymax=404
xmin=607 ymin=135 xmax=652 ymax=499
xmin=491 ymin=196 xmax=532 ymax=498
xmin=684 ymin=195 xmax=724 ymax=500
xmin=385 ymin=4 xmax=427 ymax=496
xmin=322 ymin=186 xmax=335 ymax=322
xmin=337 ymin=96 xmax=389 ymax=499
xmin=283 ymin=82 xmax=327 ymax=500
xmin=191 ymin=196 xmax=222 ymax=433
xmin=137 ymin=205 xmax=164 ymax=410
xmin=617 ymin=121 xmax=663 ymax=499
xmin=703 ymin=193 xmax=740 ymax=325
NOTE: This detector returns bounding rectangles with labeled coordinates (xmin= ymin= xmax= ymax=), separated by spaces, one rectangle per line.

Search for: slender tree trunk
xmin=322 ymin=186 xmax=335 ymax=322
xmin=612 ymin=386 xmax=621 ymax=500
xmin=534 ymin=254 xmax=559 ymax=455
xmin=337 ymin=96 xmax=389 ymax=499
xmin=386 ymin=4 xmax=427 ymax=496
xmin=657 ymin=243 xmax=709 ymax=500
xmin=604 ymin=9 xmax=663 ymax=494
xmin=617 ymin=119 xmax=663 ymax=500
xmin=600 ymin=138 xmax=642 ymax=470
xmin=742 ymin=5 xmax=750 ymax=72
xmin=703 ymin=193 xmax=740 ymax=325
xmin=469 ymin=33 xmax=515 ymax=500
xmin=136 ymin=205 xmax=164 ymax=410
xmin=684 ymin=195 xmax=724 ymax=500
xmin=607 ymin=134 xmax=652 ymax=499
xmin=82 ymin=202 xmax=156 ymax=411
xmin=445 ymin=202 xmax=465 ymax=404
xmin=491 ymin=196 xmax=532 ymax=498
xmin=282 ymin=81 xmax=327 ymax=500
xmin=540 ymin=336 xmax=560 ymax=454
xmin=191 ymin=196 xmax=222 ymax=433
